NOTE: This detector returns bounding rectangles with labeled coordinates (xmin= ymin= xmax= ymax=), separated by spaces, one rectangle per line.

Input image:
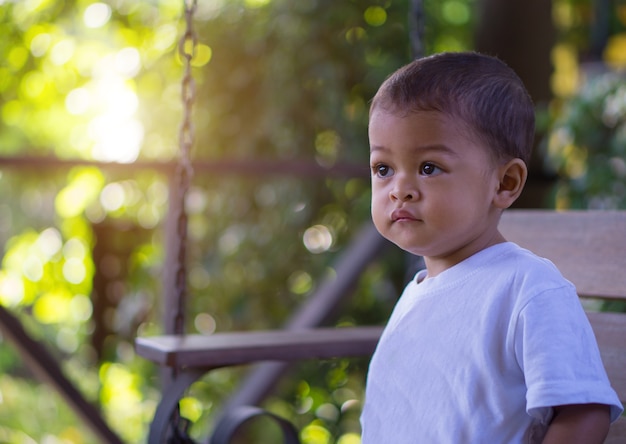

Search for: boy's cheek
xmin=370 ymin=200 xmax=388 ymax=227
xmin=370 ymin=193 xmax=383 ymax=210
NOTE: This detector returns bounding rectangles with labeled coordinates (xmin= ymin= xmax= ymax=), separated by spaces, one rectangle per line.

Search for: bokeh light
xmin=83 ymin=2 xmax=112 ymax=29
xmin=303 ymin=225 xmax=333 ymax=254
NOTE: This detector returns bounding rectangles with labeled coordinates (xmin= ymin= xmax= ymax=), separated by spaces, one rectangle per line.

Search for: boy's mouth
xmin=391 ymin=209 xmax=420 ymax=222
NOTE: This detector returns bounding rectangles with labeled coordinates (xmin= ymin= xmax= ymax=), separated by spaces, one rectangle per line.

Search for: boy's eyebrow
xmin=370 ymin=143 xmax=460 ymax=157
xmin=369 ymin=144 xmax=388 ymax=153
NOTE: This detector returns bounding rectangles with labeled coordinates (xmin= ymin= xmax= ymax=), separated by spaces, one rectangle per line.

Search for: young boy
xmin=361 ymin=52 xmax=623 ymax=443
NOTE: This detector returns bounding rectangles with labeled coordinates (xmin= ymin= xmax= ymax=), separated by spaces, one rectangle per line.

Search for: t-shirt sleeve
xmin=514 ymin=285 xmax=624 ymax=423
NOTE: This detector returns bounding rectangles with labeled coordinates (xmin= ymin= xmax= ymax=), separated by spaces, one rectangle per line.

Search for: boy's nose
xmin=390 ymin=183 xmax=418 ymax=202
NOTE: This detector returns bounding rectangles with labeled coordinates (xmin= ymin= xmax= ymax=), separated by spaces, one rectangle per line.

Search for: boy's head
xmin=370 ymin=51 xmax=535 ymax=166
xmin=369 ymin=52 xmax=533 ymax=272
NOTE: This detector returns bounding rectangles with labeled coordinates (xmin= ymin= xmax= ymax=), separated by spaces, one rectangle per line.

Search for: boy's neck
xmin=422 ymin=230 xmax=507 ymax=278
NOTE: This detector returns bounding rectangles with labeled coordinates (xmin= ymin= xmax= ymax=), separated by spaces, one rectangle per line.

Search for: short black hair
xmin=370 ymin=52 xmax=535 ymax=165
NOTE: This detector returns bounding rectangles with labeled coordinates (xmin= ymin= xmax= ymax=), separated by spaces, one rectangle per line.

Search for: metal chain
xmin=168 ymin=2 xmax=199 ymax=441
xmin=173 ymin=0 xmax=198 ymax=336
xmin=409 ymin=0 xmax=425 ymax=59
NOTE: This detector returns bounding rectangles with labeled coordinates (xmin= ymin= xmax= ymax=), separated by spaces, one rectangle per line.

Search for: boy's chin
xmin=390 ymin=239 xmax=426 ymax=256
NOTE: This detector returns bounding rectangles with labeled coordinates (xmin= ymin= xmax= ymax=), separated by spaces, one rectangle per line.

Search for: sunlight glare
xmin=100 ymin=183 xmax=125 ymax=212
xmin=198 ymin=0 xmax=227 ymax=20
xmin=63 ymin=258 xmax=86 ymax=284
xmin=66 ymin=87 xmax=91 ymax=115
xmin=37 ymin=227 xmax=63 ymax=259
xmin=115 ymin=47 xmax=141 ymax=78
xmin=88 ymin=73 xmax=144 ymax=163
xmin=63 ymin=238 xmax=87 ymax=260
xmin=96 ymin=75 xmax=138 ymax=118
xmin=50 ymin=39 xmax=75 ymax=66
xmin=153 ymin=24 xmax=178 ymax=51
xmin=30 ymin=33 xmax=51 ymax=57
xmin=84 ymin=2 xmax=112 ymax=28
xmin=55 ymin=169 xmax=105 ymax=218
xmin=0 ymin=272 xmax=24 ymax=307
xmin=22 ymin=256 xmax=43 ymax=282
xmin=90 ymin=115 xmax=143 ymax=163
xmin=70 ymin=294 xmax=93 ymax=322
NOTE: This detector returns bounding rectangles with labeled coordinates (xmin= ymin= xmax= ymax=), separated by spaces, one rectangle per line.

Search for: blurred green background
xmin=1 ymin=0 xmax=625 ymax=442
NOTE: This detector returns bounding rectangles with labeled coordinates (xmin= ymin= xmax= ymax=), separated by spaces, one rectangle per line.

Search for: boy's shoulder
xmin=471 ymin=241 xmax=560 ymax=272
xmin=416 ymin=242 xmax=575 ymax=297
xmin=474 ymin=241 xmax=576 ymax=296
xmin=494 ymin=241 xmax=563 ymax=274
xmin=406 ymin=242 xmax=576 ymax=307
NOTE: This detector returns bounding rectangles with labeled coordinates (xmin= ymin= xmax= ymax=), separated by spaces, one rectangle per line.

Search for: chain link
xmin=173 ymin=0 xmax=198 ymax=336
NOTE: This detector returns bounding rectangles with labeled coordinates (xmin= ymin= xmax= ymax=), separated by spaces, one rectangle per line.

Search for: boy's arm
xmin=542 ymin=404 xmax=610 ymax=444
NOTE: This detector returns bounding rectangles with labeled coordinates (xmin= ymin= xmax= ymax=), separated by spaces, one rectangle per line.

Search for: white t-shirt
xmin=361 ymin=242 xmax=623 ymax=443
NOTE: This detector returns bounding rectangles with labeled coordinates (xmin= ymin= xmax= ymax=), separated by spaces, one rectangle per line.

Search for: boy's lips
xmin=391 ymin=209 xmax=420 ymax=222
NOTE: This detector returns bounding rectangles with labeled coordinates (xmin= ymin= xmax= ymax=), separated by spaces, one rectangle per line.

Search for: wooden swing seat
xmin=137 ymin=210 xmax=626 ymax=443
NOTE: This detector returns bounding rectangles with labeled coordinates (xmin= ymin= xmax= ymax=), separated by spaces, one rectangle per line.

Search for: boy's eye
xmin=420 ymin=162 xmax=442 ymax=176
xmin=373 ymin=164 xmax=393 ymax=177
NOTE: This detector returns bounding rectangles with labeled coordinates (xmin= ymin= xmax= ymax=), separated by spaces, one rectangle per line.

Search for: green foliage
xmin=424 ymin=0 xmax=476 ymax=53
xmin=0 ymin=0 xmax=482 ymax=442
xmin=0 ymin=374 xmax=97 ymax=443
xmin=544 ymin=71 xmax=626 ymax=209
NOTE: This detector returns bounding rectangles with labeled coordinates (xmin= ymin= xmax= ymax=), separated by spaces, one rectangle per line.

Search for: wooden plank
xmin=587 ymin=311 xmax=626 ymax=403
xmin=137 ymin=312 xmax=626 ymax=404
xmin=135 ymin=326 xmax=383 ymax=368
xmin=500 ymin=210 xmax=626 ymax=299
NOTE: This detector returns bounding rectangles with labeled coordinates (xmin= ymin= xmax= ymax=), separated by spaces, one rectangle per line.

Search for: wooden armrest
xmin=135 ymin=326 xmax=383 ymax=368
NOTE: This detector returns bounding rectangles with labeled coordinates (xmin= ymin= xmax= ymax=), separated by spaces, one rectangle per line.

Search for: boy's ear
xmin=493 ymin=158 xmax=528 ymax=209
